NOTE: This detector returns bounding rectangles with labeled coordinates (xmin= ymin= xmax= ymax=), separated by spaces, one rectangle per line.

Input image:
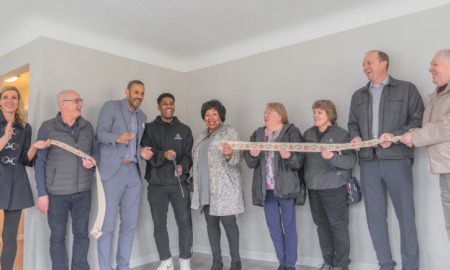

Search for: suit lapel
xmin=136 ymin=110 xmax=145 ymax=148
xmin=120 ymin=100 xmax=132 ymax=133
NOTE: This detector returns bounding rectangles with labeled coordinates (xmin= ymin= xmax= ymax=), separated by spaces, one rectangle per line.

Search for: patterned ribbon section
xmin=51 ymin=140 xmax=105 ymax=239
xmin=220 ymin=136 xmax=401 ymax=152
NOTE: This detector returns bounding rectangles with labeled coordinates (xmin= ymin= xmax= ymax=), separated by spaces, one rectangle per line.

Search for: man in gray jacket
xmin=35 ymin=90 xmax=100 ymax=269
xmin=348 ymin=50 xmax=424 ymax=270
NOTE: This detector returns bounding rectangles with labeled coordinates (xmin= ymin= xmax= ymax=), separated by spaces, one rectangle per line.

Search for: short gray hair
xmin=437 ymin=49 xmax=450 ymax=60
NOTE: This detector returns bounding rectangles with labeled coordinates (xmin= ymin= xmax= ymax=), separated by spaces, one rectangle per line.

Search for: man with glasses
xmin=35 ymin=89 xmax=100 ymax=269
xmin=96 ymin=80 xmax=152 ymax=270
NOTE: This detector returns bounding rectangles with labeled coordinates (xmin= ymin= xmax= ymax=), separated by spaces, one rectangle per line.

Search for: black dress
xmin=0 ymin=111 xmax=34 ymax=210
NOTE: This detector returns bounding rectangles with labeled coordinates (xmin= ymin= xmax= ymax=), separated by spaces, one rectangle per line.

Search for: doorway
xmin=1 ymin=67 xmax=30 ymax=269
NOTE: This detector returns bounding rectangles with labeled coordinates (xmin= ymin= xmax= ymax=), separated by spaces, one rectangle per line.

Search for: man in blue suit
xmin=96 ymin=80 xmax=153 ymax=270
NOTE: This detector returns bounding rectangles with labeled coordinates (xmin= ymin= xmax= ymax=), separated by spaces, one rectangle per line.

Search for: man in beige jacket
xmin=401 ymin=49 xmax=450 ymax=240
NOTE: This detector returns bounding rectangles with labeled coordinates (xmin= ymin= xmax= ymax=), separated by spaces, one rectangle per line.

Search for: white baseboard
xmin=94 ymin=245 xmax=410 ymax=270
xmin=192 ymin=245 xmax=389 ymax=270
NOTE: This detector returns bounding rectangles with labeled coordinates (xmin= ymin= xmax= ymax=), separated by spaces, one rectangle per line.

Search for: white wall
xmin=185 ymin=4 xmax=450 ymax=270
xmin=1 ymin=3 xmax=450 ymax=270
xmin=0 ymin=37 xmax=186 ymax=270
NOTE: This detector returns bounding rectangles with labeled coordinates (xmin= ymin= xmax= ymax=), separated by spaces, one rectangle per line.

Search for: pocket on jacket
xmin=276 ymin=174 xmax=300 ymax=198
xmin=386 ymin=95 xmax=404 ymax=112
xmin=48 ymin=168 xmax=57 ymax=190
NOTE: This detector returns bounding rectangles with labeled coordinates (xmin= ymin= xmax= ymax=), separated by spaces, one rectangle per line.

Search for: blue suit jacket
xmin=96 ymin=98 xmax=147 ymax=181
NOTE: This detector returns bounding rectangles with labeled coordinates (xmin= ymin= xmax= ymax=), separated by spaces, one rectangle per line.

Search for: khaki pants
xmin=440 ymin=173 xmax=450 ymax=241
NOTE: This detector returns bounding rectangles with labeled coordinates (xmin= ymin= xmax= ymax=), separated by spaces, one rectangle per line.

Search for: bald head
xmin=57 ymin=90 xmax=79 ymax=108
xmin=57 ymin=90 xmax=83 ymax=124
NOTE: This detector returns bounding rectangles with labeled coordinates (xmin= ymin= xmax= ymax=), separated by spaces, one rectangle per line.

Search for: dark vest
xmin=43 ymin=116 xmax=94 ymax=194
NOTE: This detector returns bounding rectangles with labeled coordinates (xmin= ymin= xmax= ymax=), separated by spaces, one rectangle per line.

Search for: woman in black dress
xmin=0 ymin=86 xmax=50 ymax=270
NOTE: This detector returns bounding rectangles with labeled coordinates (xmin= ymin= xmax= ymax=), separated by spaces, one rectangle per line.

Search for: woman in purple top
xmin=244 ymin=102 xmax=305 ymax=270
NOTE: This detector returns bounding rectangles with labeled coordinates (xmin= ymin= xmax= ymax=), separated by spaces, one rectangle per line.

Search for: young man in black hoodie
xmin=141 ymin=93 xmax=193 ymax=270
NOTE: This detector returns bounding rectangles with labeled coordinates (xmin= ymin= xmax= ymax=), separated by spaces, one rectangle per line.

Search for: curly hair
xmin=201 ymin=99 xmax=226 ymax=122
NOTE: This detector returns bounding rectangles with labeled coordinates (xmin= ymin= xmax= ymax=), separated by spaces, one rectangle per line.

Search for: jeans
xmin=48 ymin=190 xmax=91 ymax=270
xmin=263 ymin=190 xmax=297 ymax=267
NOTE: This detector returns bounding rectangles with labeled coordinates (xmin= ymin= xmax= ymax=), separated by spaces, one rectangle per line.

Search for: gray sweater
xmin=303 ymin=123 xmax=356 ymax=190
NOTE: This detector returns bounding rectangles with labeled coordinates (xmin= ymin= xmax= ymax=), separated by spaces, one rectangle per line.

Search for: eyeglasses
xmin=63 ymin=99 xmax=84 ymax=104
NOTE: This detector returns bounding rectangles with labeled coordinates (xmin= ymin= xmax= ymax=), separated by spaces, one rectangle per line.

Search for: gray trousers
xmin=148 ymin=182 xmax=192 ymax=260
xmin=440 ymin=173 xmax=450 ymax=241
xmin=309 ymin=186 xmax=350 ymax=269
xmin=203 ymin=205 xmax=240 ymax=262
xmin=97 ymin=163 xmax=142 ymax=270
xmin=360 ymin=157 xmax=419 ymax=270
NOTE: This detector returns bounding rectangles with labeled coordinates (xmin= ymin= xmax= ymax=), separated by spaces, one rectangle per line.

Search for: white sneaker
xmin=156 ymin=257 xmax=174 ymax=270
xmin=179 ymin=258 xmax=191 ymax=270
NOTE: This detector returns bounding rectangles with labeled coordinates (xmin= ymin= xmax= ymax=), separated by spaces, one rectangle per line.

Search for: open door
xmin=1 ymin=67 xmax=30 ymax=269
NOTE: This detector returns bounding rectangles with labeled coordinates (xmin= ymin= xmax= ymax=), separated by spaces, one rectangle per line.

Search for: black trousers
xmin=203 ymin=205 xmax=240 ymax=262
xmin=1 ymin=209 xmax=22 ymax=270
xmin=309 ymin=185 xmax=350 ymax=269
xmin=148 ymin=183 xmax=193 ymax=261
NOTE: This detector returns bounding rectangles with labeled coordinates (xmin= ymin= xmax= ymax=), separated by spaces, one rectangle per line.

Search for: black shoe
xmin=211 ymin=259 xmax=223 ymax=270
xmin=230 ymin=260 xmax=242 ymax=270
xmin=277 ymin=265 xmax=286 ymax=270
xmin=286 ymin=267 xmax=296 ymax=270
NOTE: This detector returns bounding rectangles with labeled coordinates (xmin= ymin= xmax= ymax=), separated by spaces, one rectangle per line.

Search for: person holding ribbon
xmin=244 ymin=102 xmax=305 ymax=270
xmin=34 ymin=89 xmax=99 ymax=270
xmin=141 ymin=93 xmax=193 ymax=270
xmin=401 ymin=49 xmax=450 ymax=242
xmin=303 ymin=100 xmax=356 ymax=270
xmin=0 ymin=86 xmax=51 ymax=270
xmin=348 ymin=50 xmax=424 ymax=270
xmin=191 ymin=99 xmax=244 ymax=270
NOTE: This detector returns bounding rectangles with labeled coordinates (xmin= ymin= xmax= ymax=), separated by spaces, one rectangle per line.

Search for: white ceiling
xmin=2 ymin=0 xmax=450 ymax=72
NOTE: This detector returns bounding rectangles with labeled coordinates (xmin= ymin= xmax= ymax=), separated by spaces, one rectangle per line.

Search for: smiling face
xmin=264 ymin=107 xmax=282 ymax=129
xmin=204 ymin=108 xmax=221 ymax=133
xmin=158 ymin=96 xmax=175 ymax=122
xmin=0 ymin=90 xmax=19 ymax=114
xmin=126 ymin=83 xmax=145 ymax=111
xmin=60 ymin=90 xmax=83 ymax=121
xmin=363 ymin=52 xmax=388 ymax=85
xmin=429 ymin=52 xmax=450 ymax=87
xmin=313 ymin=107 xmax=331 ymax=132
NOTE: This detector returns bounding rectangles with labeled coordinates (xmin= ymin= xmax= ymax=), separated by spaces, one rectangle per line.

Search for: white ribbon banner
xmin=220 ymin=136 xmax=401 ymax=152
